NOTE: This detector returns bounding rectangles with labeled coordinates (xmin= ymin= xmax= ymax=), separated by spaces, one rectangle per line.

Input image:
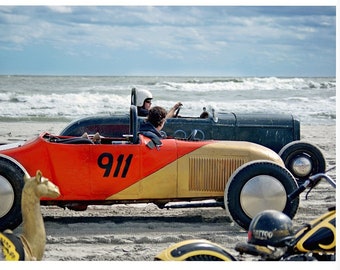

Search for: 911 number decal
xmin=98 ymin=153 xmax=133 ymax=178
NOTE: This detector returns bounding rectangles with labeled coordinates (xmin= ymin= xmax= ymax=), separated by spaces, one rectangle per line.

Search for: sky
xmin=0 ymin=3 xmax=336 ymax=77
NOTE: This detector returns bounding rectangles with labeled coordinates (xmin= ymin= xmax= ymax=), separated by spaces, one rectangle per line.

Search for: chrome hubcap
xmin=0 ymin=175 xmax=14 ymax=218
xmin=291 ymin=156 xmax=313 ymax=177
xmin=240 ymin=175 xmax=287 ymax=218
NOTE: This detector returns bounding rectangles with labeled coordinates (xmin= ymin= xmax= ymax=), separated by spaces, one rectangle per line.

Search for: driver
xmin=134 ymin=88 xmax=182 ymax=118
xmin=135 ymin=88 xmax=152 ymax=117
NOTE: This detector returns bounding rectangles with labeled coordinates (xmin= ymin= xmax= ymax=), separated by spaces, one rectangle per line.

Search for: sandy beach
xmin=0 ymin=5 xmax=336 ymax=267
xmin=1 ymin=121 xmax=336 ymax=262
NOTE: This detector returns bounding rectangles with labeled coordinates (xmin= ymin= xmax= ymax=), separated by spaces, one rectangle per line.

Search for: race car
xmin=0 ymin=105 xmax=299 ymax=231
xmin=60 ymin=88 xmax=326 ymax=183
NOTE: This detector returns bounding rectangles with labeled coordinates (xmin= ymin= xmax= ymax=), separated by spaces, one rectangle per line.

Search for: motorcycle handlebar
xmin=288 ymin=180 xmax=310 ymax=201
xmin=310 ymin=173 xmax=336 ymax=188
xmin=288 ymin=172 xmax=336 ymax=202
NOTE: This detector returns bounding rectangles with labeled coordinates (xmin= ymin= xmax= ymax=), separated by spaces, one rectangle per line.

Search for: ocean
xmin=0 ymin=76 xmax=336 ymax=126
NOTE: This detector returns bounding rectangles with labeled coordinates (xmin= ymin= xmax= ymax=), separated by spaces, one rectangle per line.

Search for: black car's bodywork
xmin=60 ymin=108 xmax=325 ymax=182
xmin=61 ymin=112 xmax=299 ymax=153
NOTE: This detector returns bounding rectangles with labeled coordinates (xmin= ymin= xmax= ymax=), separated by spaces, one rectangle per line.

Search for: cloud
xmin=47 ymin=6 xmax=73 ymax=14
xmin=0 ymin=6 xmax=335 ymax=76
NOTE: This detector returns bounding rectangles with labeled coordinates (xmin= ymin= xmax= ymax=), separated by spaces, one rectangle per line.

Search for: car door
xmin=89 ymin=142 xmax=141 ymax=199
xmin=100 ymin=136 xmax=179 ymax=201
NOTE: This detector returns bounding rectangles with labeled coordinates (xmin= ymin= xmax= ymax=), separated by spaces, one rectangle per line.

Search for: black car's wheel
xmin=0 ymin=158 xmax=25 ymax=231
xmin=279 ymin=141 xmax=326 ymax=184
xmin=224 ymin=160 xmax=299 ymax=231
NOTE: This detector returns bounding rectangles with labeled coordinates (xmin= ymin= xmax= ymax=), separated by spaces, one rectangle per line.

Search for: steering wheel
xmin=160 ymin=130 xmax=167 ymax=138
xmin=187 ymin=129 xmax=198 ymax=141
xmin=174 ymin=105 xmax=182 ymax=118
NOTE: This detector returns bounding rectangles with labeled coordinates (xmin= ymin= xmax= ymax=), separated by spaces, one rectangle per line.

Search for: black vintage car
xmin=60 ymin=89 xmax=325 ymax=183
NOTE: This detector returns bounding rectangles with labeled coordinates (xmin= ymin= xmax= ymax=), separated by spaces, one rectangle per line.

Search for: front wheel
xmin=224 ymin=161 xmax=299 ymax=231
xmin=279 ymin=141 xmax=326 ymax=184
xmin=0 ymin=158 xmax=25 ymax=231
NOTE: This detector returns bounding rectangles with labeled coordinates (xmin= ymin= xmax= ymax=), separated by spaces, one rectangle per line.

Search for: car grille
xmin=189 ymin=156 xmax=246 ymax=192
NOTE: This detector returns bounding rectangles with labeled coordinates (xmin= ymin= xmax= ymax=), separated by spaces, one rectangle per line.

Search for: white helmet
xmin=135 ymin=88 xmax=153 ymax=107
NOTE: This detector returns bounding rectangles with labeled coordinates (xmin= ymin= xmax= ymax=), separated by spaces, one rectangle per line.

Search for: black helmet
xmin=248 ymin=210 xmax=295 ymax=247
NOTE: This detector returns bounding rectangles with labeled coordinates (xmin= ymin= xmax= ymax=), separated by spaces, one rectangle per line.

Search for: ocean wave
xmin=0 ymin=76 xmax=335 ymax=126
xmin=156 ymin=77 xmax=335 ymax=92
xmin=0 ymin=116 xmax=72 ymax=122
xmin=182 ymin=78 xmax=244 ymax=84
xmin=311 ymin=112 xmax=336 ymax=120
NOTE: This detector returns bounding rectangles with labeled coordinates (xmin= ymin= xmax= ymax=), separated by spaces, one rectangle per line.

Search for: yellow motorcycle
xmin=155 ymin=168 xmax=336 ymax=261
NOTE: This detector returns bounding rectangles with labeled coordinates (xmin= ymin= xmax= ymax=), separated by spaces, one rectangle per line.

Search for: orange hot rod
xmin=0 ymin=106 xmax=299 ymax=231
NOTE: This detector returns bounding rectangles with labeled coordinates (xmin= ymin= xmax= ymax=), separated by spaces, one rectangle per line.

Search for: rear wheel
xmin=279 ymin=141 xmax=326 ymax=184
xmin=224 ymin=161 xmax=299 ymax=231
xmin=0 ymin=158 xmax=25 ymax=231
